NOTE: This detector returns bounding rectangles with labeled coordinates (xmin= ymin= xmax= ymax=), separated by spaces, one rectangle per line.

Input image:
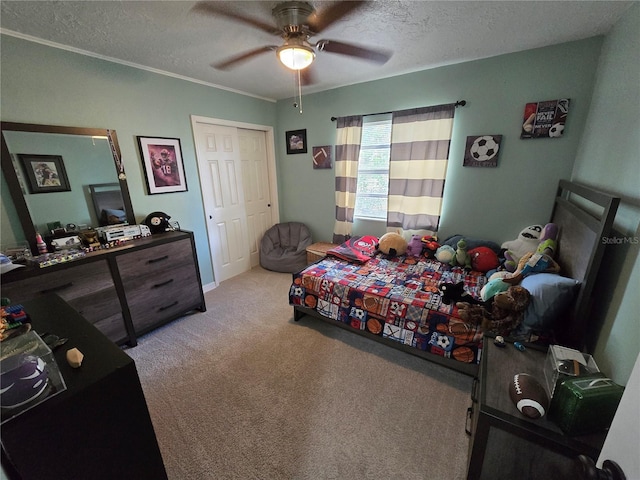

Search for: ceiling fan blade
xmin=211 ymin=46 xmax=277 ymax=70
xmin=300 ymin=67 xmax=316 ymax=86
xmin=316 ymin=40 xmax=392 ymax=64
xmin=307 ymin=1 xmax=367 ymax=34
xmin=192 ymin=2 xmax=280 ymax=35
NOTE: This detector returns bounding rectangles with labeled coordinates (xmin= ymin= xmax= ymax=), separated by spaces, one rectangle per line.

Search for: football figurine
xmin=509 ymin=373 xmax=549 ymax=419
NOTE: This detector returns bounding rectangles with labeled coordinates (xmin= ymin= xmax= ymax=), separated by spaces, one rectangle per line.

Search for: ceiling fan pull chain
xmin=297 ymin=69 xmax=303 ymax=114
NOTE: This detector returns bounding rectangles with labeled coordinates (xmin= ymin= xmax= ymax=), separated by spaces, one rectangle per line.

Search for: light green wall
xmin=1 ymin=34 xmax=278 ymax=286
xmin=570 ymin=3 xmax=640 ymax=384
xmin=275 ymin=37 xmax=604 ymax=244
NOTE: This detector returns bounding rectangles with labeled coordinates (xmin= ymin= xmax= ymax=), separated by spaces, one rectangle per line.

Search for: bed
xmin=289 ymin=180 xmax=620 ymax=376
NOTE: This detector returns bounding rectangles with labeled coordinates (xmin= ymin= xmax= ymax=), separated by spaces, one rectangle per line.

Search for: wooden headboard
xmin=551 ymin=180 xmax=620 ymax=351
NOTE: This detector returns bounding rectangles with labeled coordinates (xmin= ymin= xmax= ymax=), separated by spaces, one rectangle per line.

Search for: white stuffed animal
xmin=501 ymin=225 xmax=543 ymax=261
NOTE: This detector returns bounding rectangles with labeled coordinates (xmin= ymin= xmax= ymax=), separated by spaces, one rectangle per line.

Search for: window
xmin=354 ymin=114 xmax=392 ymax=220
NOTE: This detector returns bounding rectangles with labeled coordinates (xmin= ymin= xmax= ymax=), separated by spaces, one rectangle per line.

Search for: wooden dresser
xmin=1 ymin=231 xmax=206 ymax=346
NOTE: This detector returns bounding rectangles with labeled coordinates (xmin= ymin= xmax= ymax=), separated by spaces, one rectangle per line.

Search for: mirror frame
xmin=1 ymin=122 xmax=135 ymax=255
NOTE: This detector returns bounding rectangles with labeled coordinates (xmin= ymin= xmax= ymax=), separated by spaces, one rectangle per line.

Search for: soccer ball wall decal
xmin=464 ymin=135 xmax=503 ymax=167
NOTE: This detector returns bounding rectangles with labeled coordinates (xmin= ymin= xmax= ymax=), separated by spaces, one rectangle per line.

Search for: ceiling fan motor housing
xmin=272 ymin=1 xmax=315 ymax=32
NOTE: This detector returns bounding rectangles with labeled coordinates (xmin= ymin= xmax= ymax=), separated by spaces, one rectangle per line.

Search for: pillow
xmin=521 ymin=273 xmax=580 ymax=331
xmin=102 ymin=208 xmax=127 ymax=225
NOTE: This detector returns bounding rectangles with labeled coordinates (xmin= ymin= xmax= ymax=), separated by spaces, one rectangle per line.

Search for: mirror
xmin=1 ymin=122 xmax=134 ymax=255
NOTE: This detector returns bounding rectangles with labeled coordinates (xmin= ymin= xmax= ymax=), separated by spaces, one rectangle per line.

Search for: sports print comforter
xmin=289 ymin=253 xmax=487 ymax=365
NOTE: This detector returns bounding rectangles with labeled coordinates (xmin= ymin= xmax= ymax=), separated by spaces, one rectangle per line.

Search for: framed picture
xmin=520 ymin=98 xmax=570 ymax=139
xmin=285 ymin=129 xmax=307 ymax=154
xmin=463 ymin=135 xmax=502 ymax=167
xmin=136 ymin=136 xmax=187 ymax=194
xmin=312 ymin=146 xmax=332 ymax=169
xmin=18 ymin=154 xmax=71 ymax=193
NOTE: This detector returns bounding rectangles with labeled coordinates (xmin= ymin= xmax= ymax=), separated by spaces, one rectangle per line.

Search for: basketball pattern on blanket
xmin=290 ymin=252 xmax=487 ymax=364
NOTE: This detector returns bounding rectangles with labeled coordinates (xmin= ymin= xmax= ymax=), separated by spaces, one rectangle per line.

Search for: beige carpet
xmin=127 ymin=266 xmax=472 ymax=480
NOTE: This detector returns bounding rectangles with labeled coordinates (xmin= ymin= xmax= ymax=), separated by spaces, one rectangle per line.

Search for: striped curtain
xmin=388 ymin=104 xmax=455 ymax=232
xmin=333 ymin=115 xmax=363 ymax=244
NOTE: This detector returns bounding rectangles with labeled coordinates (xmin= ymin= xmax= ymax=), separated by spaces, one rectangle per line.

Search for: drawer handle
xmin=40 ymin=282 xmax=74 ymax=294
xmin=152 ymin=279 xmax=174 ymax=289
xmin=471 ymin=376 xmax=479 ymax=403
xmin=158 ymin=300 xmax=178 ymax=312
xmin=465 ymin=406 xmax=473 ymax=436
xmin=147 ymin=255 xmax=169 ymax=264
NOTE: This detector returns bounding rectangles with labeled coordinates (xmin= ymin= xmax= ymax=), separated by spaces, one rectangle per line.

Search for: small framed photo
xmin=286 ymin=129 xmax=307 ymax=154
xmin=18 ymin=154 xmax=71 ymax=193
xmin=312 ymin=146 xmax=332 ymax=169
xmin=137 ymin=136 xmax=187 ymax=194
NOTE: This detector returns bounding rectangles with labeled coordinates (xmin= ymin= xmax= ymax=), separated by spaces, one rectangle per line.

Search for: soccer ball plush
xmin=549 ymin=123 xmax=565 ymax=137
xmin=470 ymin=136 xmax=500 ymax=161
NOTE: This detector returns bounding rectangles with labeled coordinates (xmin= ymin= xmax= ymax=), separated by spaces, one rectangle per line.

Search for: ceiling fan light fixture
xmin=277 ymin=44 xmax=315 ymax=70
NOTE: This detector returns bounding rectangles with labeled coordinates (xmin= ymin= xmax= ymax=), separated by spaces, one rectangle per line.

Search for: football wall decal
xmin=464 ymin=135 xmax=503 ymax=167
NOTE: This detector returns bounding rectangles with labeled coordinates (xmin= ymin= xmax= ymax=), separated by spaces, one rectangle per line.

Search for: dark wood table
xmin=466 ymin=334 xmax=606 ymax=479
xmin=1 ymin=294 xmax=167 ymax=480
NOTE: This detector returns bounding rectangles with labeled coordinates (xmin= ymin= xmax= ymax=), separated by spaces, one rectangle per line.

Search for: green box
xmin=549 ymin=376 xmax=624 ymax=436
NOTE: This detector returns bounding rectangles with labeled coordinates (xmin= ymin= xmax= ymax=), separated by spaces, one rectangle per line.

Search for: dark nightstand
xmin=466 ymin=334 xmax=606 ymax=479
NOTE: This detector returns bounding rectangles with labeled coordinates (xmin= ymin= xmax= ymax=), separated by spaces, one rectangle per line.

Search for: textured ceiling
xmin=0 ymin=1 xmax=634 ymax=101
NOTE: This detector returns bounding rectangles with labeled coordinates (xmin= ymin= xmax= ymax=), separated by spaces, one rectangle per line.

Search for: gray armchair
xmin=260 ymin=222 xmax=312 ymax=273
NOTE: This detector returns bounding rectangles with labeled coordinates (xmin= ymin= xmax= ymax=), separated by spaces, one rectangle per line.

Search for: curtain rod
xmin=330 ymin=100 xmax=466 ymax=122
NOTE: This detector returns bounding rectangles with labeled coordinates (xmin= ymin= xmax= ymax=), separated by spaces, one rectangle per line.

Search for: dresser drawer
xmin=92 ymin=312 xmax=128 ymax=344
xmin=123 ymin=264 xmax=202 ymax=334
xmin=1 ymin=260 xmax=128 ymax=343
xmin=116 ymin=238 xmax=194 ymax=280
xmin=1 ymin=260 xmax=116 ymax=304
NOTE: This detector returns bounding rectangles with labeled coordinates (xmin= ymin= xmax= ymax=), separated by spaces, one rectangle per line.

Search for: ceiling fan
xmin=192 ymin=1 xmax=392 ymax=81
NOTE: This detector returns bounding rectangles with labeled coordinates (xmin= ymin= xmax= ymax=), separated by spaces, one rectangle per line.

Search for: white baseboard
xmin=202 ymin=281 xmax=217 ymax=293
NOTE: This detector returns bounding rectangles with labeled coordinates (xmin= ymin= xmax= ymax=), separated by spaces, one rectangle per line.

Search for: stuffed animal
xmin=450 ymin=239 xmax=472 ymax=269
xmin=485 ymin=285 xmax=531 ymax=335
xmin=439 ymin=281 xmax=484 ymax=306
xmin=501 ymin=225 xmax=543 ymax=271
xmin=481 ymin=278 xmax=510 ymax=302
xmin=375 ymin=232 xmax=408 ymax=257
xmin=406 ymin=235 xmax=423 ymax=257
xmin=503 ymin=251 xmax=560 ymax=285
xmin=421 ymin=235 xmax=440 ymax=258
xmin=458 ymin=285 xmax=531 ymax=336
xmin=502 ymin=223 xmax=559 ymax=272
xmin=468 ymin=246 xmax=500 ymax=273
xmin=435 ymin=244 xmax=455 ymax=264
